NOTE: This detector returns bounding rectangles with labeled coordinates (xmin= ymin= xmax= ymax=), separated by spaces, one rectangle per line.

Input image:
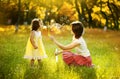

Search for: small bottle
xmin=55 ymin=49 xmax=58 ymax=62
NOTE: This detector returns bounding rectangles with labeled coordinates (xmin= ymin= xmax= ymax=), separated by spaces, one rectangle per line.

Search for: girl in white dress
xmin=24 ymin=18 xmax=47 ymax=66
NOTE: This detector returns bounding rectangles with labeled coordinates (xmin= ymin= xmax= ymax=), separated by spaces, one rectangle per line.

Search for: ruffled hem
xmin=24 ymin=55 xmax=48 ymax=60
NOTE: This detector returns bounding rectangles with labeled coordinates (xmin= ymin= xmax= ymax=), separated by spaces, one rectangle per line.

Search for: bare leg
xmin=30 ymin=59 xmax=34 ymax=67
xmin=38 ymin=59 xmax=41 ymax=65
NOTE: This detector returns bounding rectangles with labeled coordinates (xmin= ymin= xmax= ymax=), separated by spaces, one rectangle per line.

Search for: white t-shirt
xmin=73 ymin=37 xmax=90 ymax=57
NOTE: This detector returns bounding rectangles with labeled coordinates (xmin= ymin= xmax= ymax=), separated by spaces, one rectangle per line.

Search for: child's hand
xmin=55 ymin=52 xmax=58 ymax=56
xmin=34 ymin=46 xmax=38 ymax=49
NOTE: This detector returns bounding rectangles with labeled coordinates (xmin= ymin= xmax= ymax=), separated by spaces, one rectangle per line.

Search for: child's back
xmin=24 ymin=18 xmax=47 ymax=66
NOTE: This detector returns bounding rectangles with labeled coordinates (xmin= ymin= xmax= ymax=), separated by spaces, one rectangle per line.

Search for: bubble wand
xmin=55 ymin=49 xmax=58 ymax=62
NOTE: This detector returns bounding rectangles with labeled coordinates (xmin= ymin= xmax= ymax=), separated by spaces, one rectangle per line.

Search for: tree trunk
xmin=100 ymin=11 xmax=108 ymax=28
xmin=99 ymin=0 xmax=102 ymax=28
xmin=111 ymin=3 xmax=119 ymax=30
xmin=85 ymin=7 xmax=92 ymax=28
xmin=75 ymin=0 xmax=82 ymax=21
xmin=107 ymin=1 xmax=118 ymax=30
xmin=15 ymin=0 xmax=21 ymax=32
xmin=80 ymin=0 xmax=88 ymax=27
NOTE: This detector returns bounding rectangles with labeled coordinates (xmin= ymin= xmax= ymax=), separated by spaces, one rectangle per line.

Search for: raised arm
xmin=50 ymin=36 xmax=79 ymax=50
xmin=30 ymin=31 xmax=38 ymax=49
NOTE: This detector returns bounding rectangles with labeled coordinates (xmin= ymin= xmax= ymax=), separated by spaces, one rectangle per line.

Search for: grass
xmin=0 ymin=25 xmax=120 ymax=79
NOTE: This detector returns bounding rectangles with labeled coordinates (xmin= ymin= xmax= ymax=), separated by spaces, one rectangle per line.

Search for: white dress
xmin=24 ymin=31 xmax=47 ymax=59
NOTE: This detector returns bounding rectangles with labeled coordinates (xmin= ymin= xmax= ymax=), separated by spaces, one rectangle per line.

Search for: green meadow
xmin=0 ymin=26 xmax=120 ymax=79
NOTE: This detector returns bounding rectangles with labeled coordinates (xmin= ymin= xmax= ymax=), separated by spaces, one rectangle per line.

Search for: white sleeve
xmin=72 ymin=39 xmax=80 ymax=44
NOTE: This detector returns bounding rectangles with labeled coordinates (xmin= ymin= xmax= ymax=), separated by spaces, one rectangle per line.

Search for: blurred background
xmin=0 ymin=0 xmax=120 ymax=79
xmin=0 ymin=0 xmax=120 ymax=30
